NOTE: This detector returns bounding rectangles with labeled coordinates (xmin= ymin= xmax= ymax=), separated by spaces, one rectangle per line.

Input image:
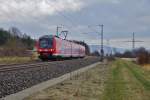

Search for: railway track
xmin=0 ymin=62 xmax=55 ymax=72
xmin=0 ymin=57 xmax=100 ymax=98
xmin=0 ymin=57 xmax=93 ymax=72
xmin=0 ymin=58 xmax=85 ymax=72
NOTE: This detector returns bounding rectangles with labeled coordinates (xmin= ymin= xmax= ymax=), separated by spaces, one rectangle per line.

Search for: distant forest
xmin=115 ymin=47 xmax=150 ymax=65
xmin=0 ymin=27 xmax=35 ymax=56
xmin=0 ymin=27 xmax=35 ymax=48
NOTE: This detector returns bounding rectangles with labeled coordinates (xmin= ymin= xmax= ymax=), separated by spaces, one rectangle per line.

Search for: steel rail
xmin=0 ymin=58 xmax=88 ymax=72
xmin=0 ymin=62 xmax=55 ymax=72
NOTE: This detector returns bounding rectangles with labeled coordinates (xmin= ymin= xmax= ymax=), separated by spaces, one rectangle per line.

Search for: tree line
xmin=115 ymin=47 xmax=150 ymax=65
xmin=0 ymin=27 xmax=35 ymax=56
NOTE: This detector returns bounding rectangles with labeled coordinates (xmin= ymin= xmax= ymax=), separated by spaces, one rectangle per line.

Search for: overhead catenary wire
xmin=47 ymin=1 xmax=100 ymax=41
xmin=48 ymin=1 xmax=86 ymax=35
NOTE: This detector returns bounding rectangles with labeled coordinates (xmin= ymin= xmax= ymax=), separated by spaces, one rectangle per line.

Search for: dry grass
xmin=24 ymin=64 xmax=110 ymax=100
xmin=143 ymin=64 xmax=150 ymax=71
xmin=0 ymin=57 xmax=31 ymax=64
xmin=23 ymin=60 xmax=150 ymax=100
xmin=0 ymin=52 xmax=39 ymax=64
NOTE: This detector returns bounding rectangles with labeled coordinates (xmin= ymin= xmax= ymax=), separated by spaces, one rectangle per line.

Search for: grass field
xmin=24 ymin=63 xmax=110 ymax=100
xmin=24 ymin=60 xmax=150 ymax=100
xmin=103 ymin=60 xmax=150 ymax=100
xmin=0 ymin=52 xmax=38 ymax=64
xmin=0 ymin=57 xmax=32 ymax=64
xmin=143 ymin=64 xmax=150 ymax=71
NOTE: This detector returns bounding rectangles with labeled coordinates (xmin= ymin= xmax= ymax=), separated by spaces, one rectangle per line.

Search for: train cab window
xmin=39 ymin=38 xmax=53 ymax=49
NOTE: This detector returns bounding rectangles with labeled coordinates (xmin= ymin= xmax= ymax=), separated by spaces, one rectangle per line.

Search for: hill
xmin=89 ymin=45 xmax=126 ymax=55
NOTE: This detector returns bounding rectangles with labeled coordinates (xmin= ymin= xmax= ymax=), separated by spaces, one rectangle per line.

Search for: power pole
xmin=98 ymin=24 xmax=104 ymax=61
xmin=124 ymin=32 xmax=143 ymax=50
xmin=88 ymin=24 xmax=104 ymax=61
xmin=132 ymin=32 xmax=135 ymax=49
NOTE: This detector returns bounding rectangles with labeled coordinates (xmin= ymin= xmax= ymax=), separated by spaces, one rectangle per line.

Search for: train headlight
xmin=39 ymin=49 xmax=42 ymax=52
xmin=49 ymin=49 xmax=53 ymax=52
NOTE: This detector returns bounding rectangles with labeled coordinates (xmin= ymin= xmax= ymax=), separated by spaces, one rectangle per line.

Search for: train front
xmin=37 ymin=35 xmax=55 ymax=60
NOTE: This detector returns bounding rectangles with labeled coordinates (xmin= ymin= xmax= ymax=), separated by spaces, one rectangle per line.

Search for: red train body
xmin=36 ymin=35 xmax=85 ymax=60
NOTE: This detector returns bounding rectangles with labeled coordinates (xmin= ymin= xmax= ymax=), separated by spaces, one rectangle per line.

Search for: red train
xmin=36 ymin=35 xmax=85 ymax=60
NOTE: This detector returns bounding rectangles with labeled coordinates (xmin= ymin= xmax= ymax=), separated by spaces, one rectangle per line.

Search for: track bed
xmin=0 ymin=57 xmax=100 ymax=98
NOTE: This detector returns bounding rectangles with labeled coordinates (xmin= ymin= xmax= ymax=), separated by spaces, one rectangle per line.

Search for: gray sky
xmin=0 ymin=0 xmax=150 ymax=49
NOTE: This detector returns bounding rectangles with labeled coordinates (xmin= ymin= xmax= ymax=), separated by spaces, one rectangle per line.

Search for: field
xmin=143 ymin=64 xmax=150 ymax=71
xmin=0 ymin=57 xmax=32 ymax=64
xmin=25 ymin=59 xmax=150 ymax=100
xmin=103 ymin=60 xmax=150 ymax=100
xmin=24 ymin=63 xmax=109 ymax=100
xmin=0 ymin=52 xmax=38 ymax=64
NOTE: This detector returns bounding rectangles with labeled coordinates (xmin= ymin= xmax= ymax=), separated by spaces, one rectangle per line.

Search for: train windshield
xmin=39 ymin=38 xmax=53 ymax=49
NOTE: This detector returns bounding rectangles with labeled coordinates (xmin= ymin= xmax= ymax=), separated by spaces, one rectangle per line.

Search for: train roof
xmin=39 ymin=35 xmax=85 ymax=48
xmin=39 ymin=35 xmax=54 ymax=39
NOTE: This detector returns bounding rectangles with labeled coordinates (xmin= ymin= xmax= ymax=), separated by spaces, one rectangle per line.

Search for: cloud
xmin=99 ymin=0 xmax=120 ymax=4
xmin=0 ymin=0 xmax=150 ymax=49
xmin=0 ymin=0 xmax=84 ymax=22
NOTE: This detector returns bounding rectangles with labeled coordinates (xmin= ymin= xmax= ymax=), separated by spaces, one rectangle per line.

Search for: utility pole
xmin=132 ymin=32 xmax=135 ymax=49
xmin=88 ymin=24 xmax=104 ymax=61
xmin=98 ymin=24 xmax=104 ymax=61
xmin=124 ymin=32 xmax=143 ymax=50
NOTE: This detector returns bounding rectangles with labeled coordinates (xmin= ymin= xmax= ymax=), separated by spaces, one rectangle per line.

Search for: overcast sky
xmin=0 ymin=0 xmax=150 ymax=49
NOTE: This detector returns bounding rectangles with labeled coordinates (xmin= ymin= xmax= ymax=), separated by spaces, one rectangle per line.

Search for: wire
xmin=47 ymin=1 xmax=87 ymax=35
xmin=48 ymin=2 xmax=96 ymax=38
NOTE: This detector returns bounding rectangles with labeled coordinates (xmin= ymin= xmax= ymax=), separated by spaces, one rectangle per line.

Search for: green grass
xmin=103 ymin=59 xmax=150 ymax=100
xmin=125 ymin=62 xmax=150 ymax=90
xmin=23 ymin=59 xmax=150 ymax=100
xmin=103 ymin=60 xmax=128 ymax=100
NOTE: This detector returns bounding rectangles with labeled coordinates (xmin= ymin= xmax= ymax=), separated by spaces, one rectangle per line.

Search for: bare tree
xmin=9 ymin=27 xmax=23 ymax=38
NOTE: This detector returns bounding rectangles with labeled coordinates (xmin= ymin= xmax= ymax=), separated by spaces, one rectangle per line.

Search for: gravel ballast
xmin=0 ymin=57 xmax=99 ymax=98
